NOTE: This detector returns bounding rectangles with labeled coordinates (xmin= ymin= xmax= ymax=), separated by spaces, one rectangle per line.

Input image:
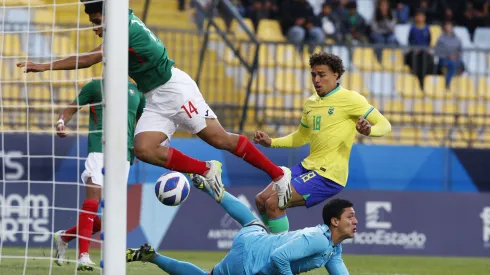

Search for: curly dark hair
xmin=83 ymin=0 xmax=103 ymax=15
xmin=309 ymin=52 xmax=345 ymax=80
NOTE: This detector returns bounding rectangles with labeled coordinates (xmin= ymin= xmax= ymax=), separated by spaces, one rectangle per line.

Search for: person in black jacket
xmin=279 ymin=0 xmax=325 ymax=52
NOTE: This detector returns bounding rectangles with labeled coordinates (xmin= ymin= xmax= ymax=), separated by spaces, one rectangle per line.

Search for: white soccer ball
xmin=154 ymin=172 xmax=191 ymax=206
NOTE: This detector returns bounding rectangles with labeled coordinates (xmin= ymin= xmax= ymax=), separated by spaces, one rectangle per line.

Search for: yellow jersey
xmin=271 ymin=84 xmax=377 ymax=186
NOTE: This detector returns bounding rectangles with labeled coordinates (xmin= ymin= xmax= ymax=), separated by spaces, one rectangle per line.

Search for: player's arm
xmin=350 ymin=93 xmax=391 ymax=137
xmin=270 ymin=233 xmax=329 ymax=275
xmin=325 ymin=248 xmax=349 ymax=275
xmin=136 ymin=91 xmax=146 ymax=121
xmin=56 ymin=82 xmax=95 ymax=137
xmin=17 ymin=45 xmax=103 ymax=72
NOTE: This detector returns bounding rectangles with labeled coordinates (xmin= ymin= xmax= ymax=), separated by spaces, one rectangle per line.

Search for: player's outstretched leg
xmin=134 ymin=131 xmax=224 ymax=202
xmin=196 ymin=119 xmax=292 ymax=208
xmin=127 ymin=243 xmax=207 ymax=275
xmin=192 ymin=175 xmax=260 ymax=227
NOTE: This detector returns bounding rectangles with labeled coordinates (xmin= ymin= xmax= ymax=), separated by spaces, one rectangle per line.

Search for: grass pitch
xmin=0 ymin=247 xmax=488 ymax=275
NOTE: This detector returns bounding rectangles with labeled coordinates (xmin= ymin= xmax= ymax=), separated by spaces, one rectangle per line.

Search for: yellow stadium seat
xmin=258 ymin=45 xmax=277 ymax=67
xmin=0 ymin=59 xmax=10 ymax=81
xmin=275 ymin=71 xmax=302 ymax=94
xmin=201 ymin=76 xmax=239 ymax=105
xmin=398 ymin=127 xmax=423 ymax=145
xmin=383 ymin=99 xmax=409 ymax=124
xmin=206 ymin=18 xmax=229 ymax=41
xmin=1 ymin=85 xmax=21 ymax=101
xmin=352 ymin=47 xmax=382 ymax=71
xmin=28 ymin=113 xmax=42 ymax=132
xmin=436 ymin=102 xmax=460 ymax=125
xmin=395 ymin=74 xmax=424 ymax=98
xmin=430 ymin=128 xmax=450 ymax=147
xmin=476 ymin=77 xmax=490 ymax=100
xmin=340 ymin=72 xmax=370 ymax=97
xmin=224 ymin=43 xmax=259 ymax=67
xmin=291 ymin=97 xmax=305 ymax=121
xmin=2 ymin=34 xmax=24 ymax=56
xmin=413 ymin=101 xmax=435 ymax=124
xmin=257 ymin=20 xmax=285 ymax=42
xmin=276 ymin=45 xmax=304 ymax=69
xmin=230 ymin=19 xmax=255 ymax=41
xmin=429 ymin=25 xmax=442 ymax=47
xmin=58 ymin=86 xmax=78 ymax=103
xmin=450 ymin=76 xmax=477 ymax=100
xmin=381 ymin=49 xmax=409 ymax=72
xmin=51 ymin=35 xmax=77 ymax=57
xmin=70 ymin=29 xmax=101 ymax=53
xmin=265 ymin=96 xmax=286 ymax=120
xmin=465 ymin=103 xmax=489 ymax=126
xmin=424 ymin=75 xmax=452 ymax=99
xmin=243 ymin=71 xmax=273 ymax=94
xmin=474 ymin=130 xmax=490 ymax=149
xmin=365 ymin=129 xmax=395 ymax=145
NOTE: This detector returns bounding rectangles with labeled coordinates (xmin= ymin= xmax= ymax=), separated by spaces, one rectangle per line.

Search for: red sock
xmin=78 ymin=199 xmax=99 ymax=257
xmin=60 ymin=216 xmax=102 ymax=243
xmin=61 ymin=225 xmax=77 ymax=243
xmin=92 ymin=216 xmax=102 ymax=234
xmin=164 ymin=148 xmax=209 ymax=175
xmin=233 ymin=135 xmax=284 ymax=181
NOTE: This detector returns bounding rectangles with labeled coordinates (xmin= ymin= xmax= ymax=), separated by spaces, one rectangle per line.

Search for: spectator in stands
xmin=318 ymin=2 xmax=342 ymax=42
xmin=404 ymin=9 xmax=436 ymax=88
xmin=279 ymin=0 xmax=325 ymax=52
xmin=245 ymin=0 xmax=280 ymax=31
xmin=457 ymin=1 xmax=488 ymax=39
xmin=341 ymin=1 xmax=368 ymax=44
xmin=390 ymin=0 xmax=410 ymax=23
xmin=370 ymin=0 xmax=398 ymax=59
xmin=414 ymin=0 xmax=439 ymax=24
xmin=435 ymin=21 xmax=464 ymax=88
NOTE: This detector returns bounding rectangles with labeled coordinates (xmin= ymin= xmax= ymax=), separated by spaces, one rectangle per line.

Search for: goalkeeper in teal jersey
xmin=17 ymin=0 xmax=292 ymax=209
xmin=126 ymin=176 xmax=356 ymax=275
xmin=53 ymin=79 xmax=145 ymax=270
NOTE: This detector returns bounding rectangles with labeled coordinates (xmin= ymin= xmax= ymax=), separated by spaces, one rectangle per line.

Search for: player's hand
xmin=356 ymin=116 xmax=371 ymax=136
xmin=253 ymin=131 xmax=272 ymax=147
xmin=56 ymin=122 xmax=67 ymax=138
xmin=16 ymin=62 xmax=47 ymax=73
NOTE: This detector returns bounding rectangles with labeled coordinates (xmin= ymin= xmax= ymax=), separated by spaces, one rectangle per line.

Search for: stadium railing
xmin=2 ymin=21 xmax=490 ymax=148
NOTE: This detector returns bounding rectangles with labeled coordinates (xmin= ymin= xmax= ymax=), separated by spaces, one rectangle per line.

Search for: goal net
xmin=0 ymin=0 xmax=128 ymax=274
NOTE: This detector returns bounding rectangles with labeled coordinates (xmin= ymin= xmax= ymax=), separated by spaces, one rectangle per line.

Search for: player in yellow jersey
xmin=254 ymin=52 xmax=391 ymax=234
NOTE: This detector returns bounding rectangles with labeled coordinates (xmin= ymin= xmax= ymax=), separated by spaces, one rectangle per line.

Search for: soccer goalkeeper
xmin=53 ymin=78 xmax=145 ymax=271
xmin=126 ymin=175 xmax=356 ymax=275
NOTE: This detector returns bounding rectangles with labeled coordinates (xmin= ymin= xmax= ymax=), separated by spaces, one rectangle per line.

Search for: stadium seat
xmin=398 ymin=127 xmax=424 ymax=145
xmin=474 ymin=130 xmax=490 ymax=148
xmin=0 ymin=60 xmax=11 ymax=81
xmin=357 ymin=0 xmax=374 ymax=22
xmin=51 ymin=35 xmax=77 ymax=57
xmin=459 ymin=103 xmax=488 ymax=126
xmin=70 ymin=29 xmax=101 ymax=53
xmin=450 ymin=76 xmax=477 ymax=100
xmin=454 ymin=26 xmax=474 ymax=49
xmin=476 ymin=77 xmax=490 ymax=100
xmin=437 ymin=102 xmax=460 ymax=125
xmin=276 ymin=45 xmax=305 ymax=69
xmin=243 ymin=71 xmax=273 ymax=94
xmin=381 ymin=49 xmax=409 ymax=72
xmin=382 ymin=99 xmax=408 ymax=124
xmin=429 ymin=25 xmax=442 ymax=47
xmin=291 ymin=97 xmax=305 ymax=121
xmin=2 ymin=34 xmax=24 ymax=56
xmin=413 ymin=101 xmax=435 ymax=124
xmin=423 ymin=75 xmax=451 ymax=99
xmin=473 ymin=27 xmax=490 ymax=49
xmin=206 ymin=18 xmax=229 ymax=41
xmin=394 ymin=24 xmax=410 ymax=46
xmin=462 ymin=51 xmax=488 ymax=74
xmin=201 ymin=76 xmax=239 ymax=105
xmin=276 ymin=70 xmax=302 ymax=94
xmin=364 ymin=129 xmax=395 ymax=145
xmin=395 ymin=74 xmax=424 ymax=98
xmin=340 ymin=72 xmax=370 ymax=97
xmin=430 ymin=128 xmax=451 ymax=147
xmin=58 ymin=86 xmax=78 ymax=103
xmin=257 ymin=20 xmax=285 ymax=42
xmin=352 ymin=47 xmax=382 ymax=71
xmin=326 ymin=45 xmax=351 ymax=68
xmin=265 ymin=96 xmax=287 ymax=120
xmin=230 ymin=19 xmax=255 ymax=41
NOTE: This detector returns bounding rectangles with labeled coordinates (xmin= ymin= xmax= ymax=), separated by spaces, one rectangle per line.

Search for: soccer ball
xmin=154 ymin=172 xmax=190 ymax=206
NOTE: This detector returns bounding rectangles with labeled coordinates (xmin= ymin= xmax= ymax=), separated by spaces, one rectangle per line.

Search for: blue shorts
xmin=290 ymin=163 xmax=344 ymax=208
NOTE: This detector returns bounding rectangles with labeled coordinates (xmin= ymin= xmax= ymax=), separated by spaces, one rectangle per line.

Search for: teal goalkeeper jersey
xmin=214 ymin=224 xmax=348 ymax=275
xmin=128 ymin=9 xmax=175 ymax=93
xmin=74 ymin=79 xmax=146 ymax=163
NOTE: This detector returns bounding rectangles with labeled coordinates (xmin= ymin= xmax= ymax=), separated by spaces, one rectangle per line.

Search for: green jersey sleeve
xmin=74 ymin=80 xmax=97 ymax=106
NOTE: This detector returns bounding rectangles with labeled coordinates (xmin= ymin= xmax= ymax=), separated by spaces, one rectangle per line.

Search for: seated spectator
xmin=435 ymin=21 xmax=464 ymax=88
xmin=245 ymin=0 xmax=280 ymax=31
xmin=318 ymin=2 xmax=342 ymax=42
xmin=404 ymin=9 xmax=436 ymax=88
xmin=279 ymin=0 xmax=325 ymax=52
xmin=392 ymin=0 xmax=410 ymax=23
xmin=341 ymin=1 xmax=368 ymax=45
xmin=370 ymin=0 xmax=398 ymax=59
